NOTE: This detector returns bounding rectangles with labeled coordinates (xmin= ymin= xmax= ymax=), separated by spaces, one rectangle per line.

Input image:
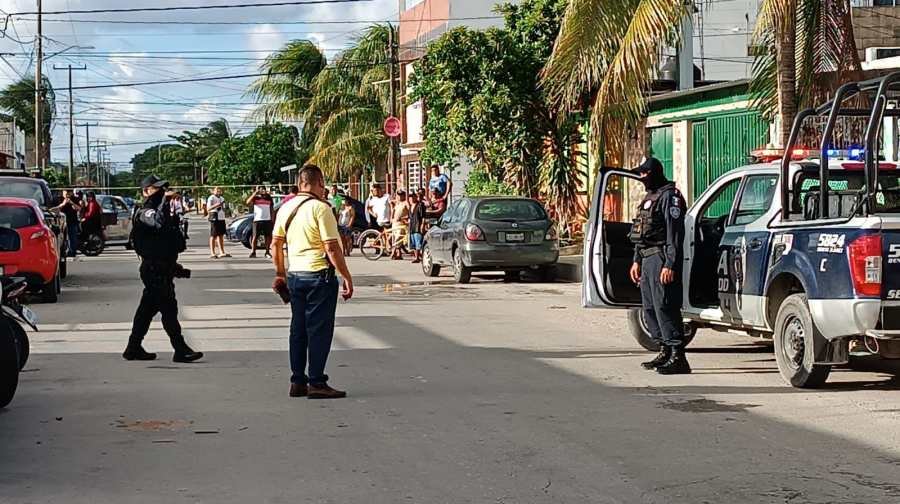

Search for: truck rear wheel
xmin=627 ymin=308 xmax=696 ymax=352
xmin=773 ymin=293 xmax=831 ymax=388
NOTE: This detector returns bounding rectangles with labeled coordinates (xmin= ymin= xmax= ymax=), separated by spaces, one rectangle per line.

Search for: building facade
xmin=0 ymin=121 xmax=27 ymax=171
xmin=398 ymin=0 xmax=515 ymax=197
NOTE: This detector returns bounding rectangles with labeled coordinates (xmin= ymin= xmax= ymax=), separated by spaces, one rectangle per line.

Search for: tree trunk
xmin=775 ymin=5 xmax=797 ymax=148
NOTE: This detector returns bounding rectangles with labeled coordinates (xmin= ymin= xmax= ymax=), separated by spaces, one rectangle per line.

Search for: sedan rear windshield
xmin=476 ymin=200 xmax=547 ymax=221
xmin=0 ymin=181 xmax=46 ymax=206
xmin=0 ymin=205 xmax=38 ymax=229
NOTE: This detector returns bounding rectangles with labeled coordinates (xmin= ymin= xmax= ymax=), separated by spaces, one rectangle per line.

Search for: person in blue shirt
xmin=427 ymin=165 xmax=452 ymax=203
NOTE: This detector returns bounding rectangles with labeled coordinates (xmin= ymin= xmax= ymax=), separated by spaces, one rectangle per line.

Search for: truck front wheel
xmin=627 ymin=308 xmax=696 ymax=352
xmin=773 ymin=293 xmax=831 ymax=388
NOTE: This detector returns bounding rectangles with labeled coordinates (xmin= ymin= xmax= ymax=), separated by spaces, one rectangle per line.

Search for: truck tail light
xmin=848 ymin=234 xmax=882 ymax=297
xmin=465 ymin=224 xmax=485 ymax=241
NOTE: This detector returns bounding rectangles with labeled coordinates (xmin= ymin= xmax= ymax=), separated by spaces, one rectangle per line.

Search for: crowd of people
xmin=361 ymin=164 xmax=452 ymax=262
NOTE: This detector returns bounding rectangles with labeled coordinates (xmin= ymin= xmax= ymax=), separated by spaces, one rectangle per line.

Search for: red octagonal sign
xmin=383 ymin=116 xmax=402 ymax=138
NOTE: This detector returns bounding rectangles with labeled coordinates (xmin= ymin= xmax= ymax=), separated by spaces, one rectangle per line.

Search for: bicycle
xmin=357 ymin=225 xmax=408 ymax=261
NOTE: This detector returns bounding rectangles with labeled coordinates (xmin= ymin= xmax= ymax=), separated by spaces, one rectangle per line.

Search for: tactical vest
xmin=629 ymin=188 xmax=670 ymax=247
xmin=131 ymin=205 xmax=186 ymax=261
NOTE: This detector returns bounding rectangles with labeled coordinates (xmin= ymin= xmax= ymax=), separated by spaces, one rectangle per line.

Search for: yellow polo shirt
xmin=273 ymin=195 xmax=340 ymax=272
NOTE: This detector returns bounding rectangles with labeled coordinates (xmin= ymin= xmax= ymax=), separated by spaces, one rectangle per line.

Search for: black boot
xmin=123 ymin=344 xmax=157 ymax=361
xmin=641 ymin=346 xmax=672 ymax=370
xmin=656 ymin=346 xmax=691 ymax=375
xmin=172 ymin=338 xmax=204 ymax=363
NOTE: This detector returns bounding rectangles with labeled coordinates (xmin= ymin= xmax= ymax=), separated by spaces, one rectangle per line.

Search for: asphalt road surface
xmin=3 ymin=218 xmax=900 ymax=503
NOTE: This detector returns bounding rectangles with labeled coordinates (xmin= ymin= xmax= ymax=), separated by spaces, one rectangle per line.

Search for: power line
xmin=6 ymin=0 xmax=372 ymax=17
xmin=15 ymin=16 xmax=501 ymax=26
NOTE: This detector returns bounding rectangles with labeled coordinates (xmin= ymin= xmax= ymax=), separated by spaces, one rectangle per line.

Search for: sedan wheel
xmin=452 ymin=249 xmax=471 ymax=284
xmin=422 ymin=243 xmax=440 ymax=277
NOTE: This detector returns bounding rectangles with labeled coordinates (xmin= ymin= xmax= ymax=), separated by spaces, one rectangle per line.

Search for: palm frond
xmin=592 ymin=0 xmax=687 ymax=156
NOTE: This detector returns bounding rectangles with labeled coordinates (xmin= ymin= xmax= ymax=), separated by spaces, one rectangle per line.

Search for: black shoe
xmin=656 ymin=347 xmax=692 ymax=375
xmin=123 ymin=346 xmax=157 ymax=361
xmin=173 ymin=348 xmax=204 ymax=363
xmin=641 ymin=346 xmax=672 ymax=370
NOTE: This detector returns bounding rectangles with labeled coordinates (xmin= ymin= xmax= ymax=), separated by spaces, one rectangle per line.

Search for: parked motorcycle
xmin=0 ymin=276 xmax=37 ymax=408
xmin=80 ymin=227 xmax=105 ymax=257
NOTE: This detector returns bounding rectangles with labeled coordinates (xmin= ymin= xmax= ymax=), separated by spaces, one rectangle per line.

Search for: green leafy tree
xmin=206 ymin=122 xmax=298 ymax=187
xmin=412 ymin=0 xmax=584 ymax=224
xmin=0 ymin=76 xmax=56 ymax=162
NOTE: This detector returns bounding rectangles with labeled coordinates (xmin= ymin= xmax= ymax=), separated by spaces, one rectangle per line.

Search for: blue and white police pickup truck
xmin=583 ymin=73 xmax=900 ymax=388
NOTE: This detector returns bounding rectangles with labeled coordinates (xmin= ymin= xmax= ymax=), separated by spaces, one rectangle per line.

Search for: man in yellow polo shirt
xmin=272 ymin=164 xmax=354 ymax=399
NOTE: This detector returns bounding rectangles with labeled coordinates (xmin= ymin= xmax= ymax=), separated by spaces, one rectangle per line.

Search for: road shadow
xmin=4 ymin=316 xmax=900 ymax=503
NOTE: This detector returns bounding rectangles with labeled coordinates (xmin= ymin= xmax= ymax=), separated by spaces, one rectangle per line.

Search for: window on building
xmin=407 ymin=161 xmax=422 ymax=190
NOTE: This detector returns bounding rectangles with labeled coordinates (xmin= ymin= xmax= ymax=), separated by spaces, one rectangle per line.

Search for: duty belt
xmin=639 ymin=246 xmax=663 ymax=258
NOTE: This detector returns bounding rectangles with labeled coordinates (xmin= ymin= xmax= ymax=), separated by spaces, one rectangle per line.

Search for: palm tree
xmin=750 ymin=0 xmax=861 ymax=146
xmin=247 ymin=40 xmax=327 ymax=122
xmin=0 ymin=76 xmax=56 ymax=162
xmin=249 ymin=26 xmax=394 ymax=180
xmin=542 ymin=0 xmax=861 ymax=158
xmin=303 ymin=25 xmax=393 ymax=179
xmin=169 ymin=118 xmax=233 ymax=184
xmin=541 ymin=0 xmax=689 ymax=160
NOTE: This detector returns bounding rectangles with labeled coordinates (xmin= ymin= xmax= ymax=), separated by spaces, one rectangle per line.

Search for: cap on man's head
xmin=635 ymin=157 xmax=664 ymax=175
xmin=141 ymin=175 xmax=169 ymax=190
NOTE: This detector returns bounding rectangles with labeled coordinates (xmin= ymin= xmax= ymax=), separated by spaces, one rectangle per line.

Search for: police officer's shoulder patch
xmin=669 ymin=206 xmax=682 ymax=219
xmin=671 ymin=195 xmax=681 ymax=207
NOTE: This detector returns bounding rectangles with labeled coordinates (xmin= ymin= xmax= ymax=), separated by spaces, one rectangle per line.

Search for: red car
xmin=0 ymin=197 xmax=61 ymax=303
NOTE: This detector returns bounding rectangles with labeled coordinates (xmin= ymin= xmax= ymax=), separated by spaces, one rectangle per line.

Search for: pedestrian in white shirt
xmin=206 ymin=187 xmax=230 ymax=259
xmin=365 ymin=183 xmax=391 ymax=230
xmin=245 ymin=185 xmax=275 ymax=258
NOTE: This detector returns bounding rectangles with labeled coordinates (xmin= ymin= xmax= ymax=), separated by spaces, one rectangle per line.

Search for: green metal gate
xmin=692 ymin=112 xmax=769 ymax=214
xmin=649 ymin=126 xmax=674 ymax=180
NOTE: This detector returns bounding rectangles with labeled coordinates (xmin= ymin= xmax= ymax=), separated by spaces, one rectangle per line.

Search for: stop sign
xmin=383 ymin=116 xmax=402 ymax=138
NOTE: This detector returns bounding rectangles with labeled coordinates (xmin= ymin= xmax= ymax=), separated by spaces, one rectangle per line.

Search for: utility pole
xmin=387 ymin=24 xmax=400 ymax=192
xmin=54 ymin=64 xmax=86 ymax=185
xmin=77 ymin=122 xmax=98 ymax=185
xmin=34 ymin=0 xmax=42 ymax=173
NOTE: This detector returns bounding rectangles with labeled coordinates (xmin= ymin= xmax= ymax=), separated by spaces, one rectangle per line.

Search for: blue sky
xmin=0 ymin=0 xmax=758 ymax=169
xmin=0 ymin=0 xmax=396 ymax=167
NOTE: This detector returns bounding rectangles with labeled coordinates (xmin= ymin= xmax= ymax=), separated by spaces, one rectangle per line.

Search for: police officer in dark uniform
xmin=122 ymin=175 xmax=203 ymax=363
xmin=629 ymin=158 xmax=690 ymax=374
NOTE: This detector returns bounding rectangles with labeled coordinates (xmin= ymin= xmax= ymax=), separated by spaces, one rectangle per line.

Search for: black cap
xmin=635 ymin=157 xmax=664 ymax=175
xmin=140 ymin=175 xmax=169 ymax=190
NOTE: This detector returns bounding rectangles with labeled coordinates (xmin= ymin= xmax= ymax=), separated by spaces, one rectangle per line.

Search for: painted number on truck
xmin=816 ymin=233 xmax=846 ymax=254
xmin=888 ymin=244 xmax=900 ymax=264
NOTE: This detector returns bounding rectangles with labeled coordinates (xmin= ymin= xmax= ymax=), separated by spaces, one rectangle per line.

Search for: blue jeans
xmin=409 ymin=233 xmax=423 ymax=251
xmin=288 ymin=270 xmax=339 ymax=385
xmin=66 ymin=223 xmax=80 ymax=257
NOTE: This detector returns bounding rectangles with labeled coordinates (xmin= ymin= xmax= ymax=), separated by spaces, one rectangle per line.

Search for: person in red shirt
xmin=81 ymin=192 xmax=103 ymax=237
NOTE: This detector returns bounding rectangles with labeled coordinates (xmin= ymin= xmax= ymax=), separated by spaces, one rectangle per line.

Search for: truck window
xmin=733 ymin=175 xmax=777 ymax=226
xmin=701 ymin=178 xmax=741 ymax=220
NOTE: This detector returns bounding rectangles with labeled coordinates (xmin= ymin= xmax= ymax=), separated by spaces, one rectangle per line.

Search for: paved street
xmin=3 ymin=221 xmax=900 ymax=503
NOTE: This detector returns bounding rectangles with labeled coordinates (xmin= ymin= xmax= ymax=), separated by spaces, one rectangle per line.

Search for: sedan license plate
xmin=506 ymin=232 xmax=525 ymax=242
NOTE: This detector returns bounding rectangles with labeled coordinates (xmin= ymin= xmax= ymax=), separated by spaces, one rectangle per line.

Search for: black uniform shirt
xmin=633 ymin=183 xmax=686 ymax=270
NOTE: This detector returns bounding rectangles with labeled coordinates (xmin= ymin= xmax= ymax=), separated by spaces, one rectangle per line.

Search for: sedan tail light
xmin=545 ymin=224 xmax=559 ymax=241
xmin=848 ymin=234 xmax=882 ymax=297
xmin=465 ymin=224 xmax=485 ymax=241
xmin=30 ymin=230 xmax=47 ymax=240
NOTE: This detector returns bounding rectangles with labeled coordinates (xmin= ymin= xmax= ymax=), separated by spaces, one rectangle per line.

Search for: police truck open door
xmin=584 ymin=168 xmax=645 ymax=308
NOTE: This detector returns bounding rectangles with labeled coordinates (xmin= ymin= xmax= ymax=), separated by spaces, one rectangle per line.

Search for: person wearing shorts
xmin=246 ymin=186 xmax=275 ymax=258
xmin=408 ymin=192 xmax=426 ymax=263
xmin=207 ymin=187 xmax=230 ymax=258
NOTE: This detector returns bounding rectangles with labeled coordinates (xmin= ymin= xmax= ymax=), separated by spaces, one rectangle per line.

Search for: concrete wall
xmin=852 ymin=6 xmax=900 ymax=61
